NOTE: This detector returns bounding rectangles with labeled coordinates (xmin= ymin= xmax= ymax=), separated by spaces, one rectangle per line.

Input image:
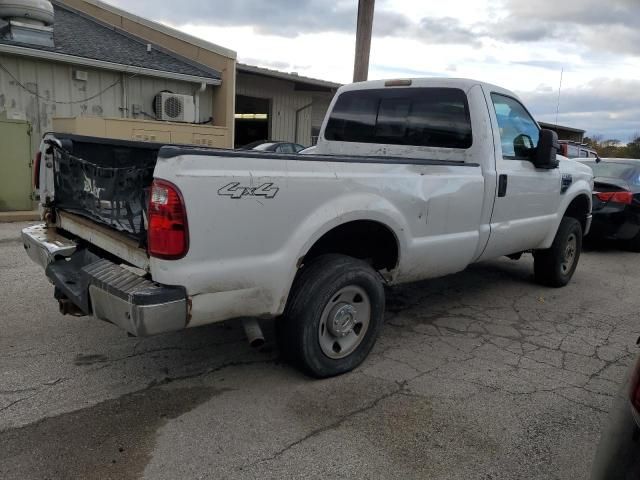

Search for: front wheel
xmin=534 ymin=217 xmax=583 ymax=287
xmin=278 ymin=254 xmax=385 ymax=378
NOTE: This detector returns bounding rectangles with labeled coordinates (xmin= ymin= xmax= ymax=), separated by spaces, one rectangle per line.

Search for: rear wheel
xmin=534 ymin=217 xmax=582 ymax=287
xmin=278 ymin=254 xmax=385 ymax=378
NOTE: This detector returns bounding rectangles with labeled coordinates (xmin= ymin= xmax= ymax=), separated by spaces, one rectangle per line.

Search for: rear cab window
xmin=324 ymin=88 xmax=473 ymax=149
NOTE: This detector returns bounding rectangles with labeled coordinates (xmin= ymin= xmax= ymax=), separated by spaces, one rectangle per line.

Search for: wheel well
xmin=303 ymin=220 xmax=399 ymax=271
xmin=564 ymin=194 xmax=590 ymax=231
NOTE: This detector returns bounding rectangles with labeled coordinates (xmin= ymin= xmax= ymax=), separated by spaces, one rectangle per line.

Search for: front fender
xmin=539 ymin=180 xmax=592 ymax=248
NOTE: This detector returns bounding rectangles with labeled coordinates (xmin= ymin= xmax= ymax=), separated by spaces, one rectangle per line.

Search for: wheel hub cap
xmin=562 ymin=233 xmax=577 ymax=273
xmin=328 ymin=304 xmax=357 ymax=337
xmin=318 ymin=285 xmax=372 ymax=360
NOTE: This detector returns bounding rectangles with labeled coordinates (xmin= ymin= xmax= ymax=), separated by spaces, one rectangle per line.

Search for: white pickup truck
xmin=23 ymin=78 xmax=593 ymax=377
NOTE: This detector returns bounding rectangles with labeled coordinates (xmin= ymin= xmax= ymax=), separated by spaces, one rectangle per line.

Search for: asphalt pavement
xmin=1 ymin=221 xmax=638 ymax=479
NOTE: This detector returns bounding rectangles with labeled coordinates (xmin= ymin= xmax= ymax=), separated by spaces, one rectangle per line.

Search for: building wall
xmin=60 ymin=0 xmax=236 ymax=147
xmin=237 ymin=72 xmax=313 ymax=145
xmin=0 ymin=52 xmax=214 ymax=154
xmin=538 ymin=122 xmax=585 ymax=143
xmin=310 ymin=95 xmax=334 ymax=143
xmin=311 ymin=96 xmax=332 ymax=130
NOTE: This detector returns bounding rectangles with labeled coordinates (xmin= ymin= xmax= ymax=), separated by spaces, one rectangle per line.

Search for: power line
xmin=0 ymin=61 xmax=137 ymax=104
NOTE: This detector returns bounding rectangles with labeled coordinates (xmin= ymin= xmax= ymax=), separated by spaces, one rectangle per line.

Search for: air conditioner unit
xmin=154 ymin=93 xmax=196 ymax=123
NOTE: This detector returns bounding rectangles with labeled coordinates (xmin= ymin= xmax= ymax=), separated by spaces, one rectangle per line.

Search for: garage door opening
xmin=235 ymin=95 xmax=270 ymax=148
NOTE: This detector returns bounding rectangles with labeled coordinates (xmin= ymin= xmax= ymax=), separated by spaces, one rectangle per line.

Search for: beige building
xmin=236 ymin=63 xmax=339 ymax=147
xmin=538 ymin=122 xmax=586 ymax=143
xmin=0 ymin=0 xmax=339 ymax=211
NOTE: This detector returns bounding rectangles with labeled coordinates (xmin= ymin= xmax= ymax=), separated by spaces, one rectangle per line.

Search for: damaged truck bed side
xmin=23 ymin=78 xmax=593 ymax=377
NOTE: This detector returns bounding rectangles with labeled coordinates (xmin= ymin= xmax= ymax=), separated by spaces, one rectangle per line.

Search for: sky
xmin=105 ymin=0 xmax=640 ymax=141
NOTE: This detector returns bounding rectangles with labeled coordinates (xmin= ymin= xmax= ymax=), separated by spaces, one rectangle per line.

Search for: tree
xmin=622 ymin=135 xmax=640 ymax=159
xmin=582 ymin=134 xmax=640 ymax=158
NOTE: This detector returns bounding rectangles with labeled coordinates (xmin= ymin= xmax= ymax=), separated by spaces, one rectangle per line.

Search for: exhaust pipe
xmin=242 ymin=318 xmax=265 ymax=348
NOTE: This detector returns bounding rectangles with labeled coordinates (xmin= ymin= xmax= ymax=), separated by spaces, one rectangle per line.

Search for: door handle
xmin=498 ymin=174 xmax=508 ymax=197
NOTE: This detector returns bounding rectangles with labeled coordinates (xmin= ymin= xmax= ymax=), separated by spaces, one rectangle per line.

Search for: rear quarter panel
xmin=151 ymin=153 xmax=484 ymax=326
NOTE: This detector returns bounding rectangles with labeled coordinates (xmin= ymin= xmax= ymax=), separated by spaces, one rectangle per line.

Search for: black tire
xmin=534 ymin=217 xmax=583 ymax=287
xmin=278 ymin=254 xmax=385 ymax=378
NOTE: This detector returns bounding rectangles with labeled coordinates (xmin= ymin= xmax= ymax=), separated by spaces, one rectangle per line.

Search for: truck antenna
xmin=555 ymin=67 xmax=564 ymax=126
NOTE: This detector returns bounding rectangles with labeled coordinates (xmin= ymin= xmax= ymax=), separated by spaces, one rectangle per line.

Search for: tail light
xmin=148 ymin=179 xmax=189 ymax=259
xmin=631 ymin=356 xmax=640 ymax=414
xmin=33 ymin=151 xmax=42 ymax=189
xmin=594 ymin=191 xmax=633 ymax=205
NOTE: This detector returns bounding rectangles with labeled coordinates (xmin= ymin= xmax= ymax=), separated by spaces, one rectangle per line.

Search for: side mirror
xmin=533 ymin=129 xmax=560 ymax=169
xmin=513 ymin=134 xmax=535 ymax=159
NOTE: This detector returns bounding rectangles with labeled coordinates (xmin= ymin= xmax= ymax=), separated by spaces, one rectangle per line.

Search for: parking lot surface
xmin=1 ymin=221 xmax=638 ymax=479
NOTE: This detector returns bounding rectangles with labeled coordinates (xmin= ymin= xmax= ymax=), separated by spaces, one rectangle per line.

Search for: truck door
xmin=480 ymin=92 xmax=561 ymax=260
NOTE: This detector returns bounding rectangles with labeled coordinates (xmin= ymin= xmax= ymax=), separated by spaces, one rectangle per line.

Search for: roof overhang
xmin=237 ymin=63 xmax=341 ymax=92
xmin=0 ymin=42 xmax=221 ymax=85
xmin=539 ymin=121 xmax=585 ymax=134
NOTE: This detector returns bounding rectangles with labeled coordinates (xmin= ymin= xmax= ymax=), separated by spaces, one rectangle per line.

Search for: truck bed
xmin=48 ymin=132 xmax=471 ymax=245
xmin=49 ymin=133 xmax=165 ymax=241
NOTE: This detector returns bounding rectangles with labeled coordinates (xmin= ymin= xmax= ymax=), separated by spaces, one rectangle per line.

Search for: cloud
xmin=518 ymin=79 xmax=640 ymax=140
xmin=105 ymin=0 xmax=481 ymax=45
xmin=371 ymin=64 xmax=448 ymax=78
xmin=513 ymin=60 xmax=567 ymax=71
xmin=239 ymin=57 xmax=291 ymax=70
xmin=416 ymin=17 xmax=482 ymax=47
xmin=493 ymin=0 xmax=640 ymax=55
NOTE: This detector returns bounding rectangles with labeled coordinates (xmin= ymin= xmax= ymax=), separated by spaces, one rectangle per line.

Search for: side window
xmin=579 ymin=149 xmax=589 ymax=158
xmin=491 ymin=93 xmax=540 ymax=160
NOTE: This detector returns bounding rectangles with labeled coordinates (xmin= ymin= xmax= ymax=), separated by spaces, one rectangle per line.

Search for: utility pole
xmin=353 ymin=0 xmax=375 ymax=82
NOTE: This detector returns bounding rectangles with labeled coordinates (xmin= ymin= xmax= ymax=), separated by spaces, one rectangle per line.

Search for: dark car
xmin=591 ymin=349 xmax=640 ymax=479
xmin=579 ymin=159 xmax=640 ymax=251
xmin=239 ymin=140 xmax=305 ymax=153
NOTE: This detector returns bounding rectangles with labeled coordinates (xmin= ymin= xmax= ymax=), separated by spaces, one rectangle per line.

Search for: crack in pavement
xmin=244 ymin=381 xmax=409 ymax=470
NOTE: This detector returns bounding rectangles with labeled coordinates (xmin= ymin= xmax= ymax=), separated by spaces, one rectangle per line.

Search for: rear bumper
xmin=589 ymin=208 xmax=640 ymax=241
xmin=22 ymin=224 xmax=188 ymax=336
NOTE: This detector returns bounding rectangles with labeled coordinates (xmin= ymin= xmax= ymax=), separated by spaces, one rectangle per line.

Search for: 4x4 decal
xmin=218 ymin=182 xmax=279 ymax=199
